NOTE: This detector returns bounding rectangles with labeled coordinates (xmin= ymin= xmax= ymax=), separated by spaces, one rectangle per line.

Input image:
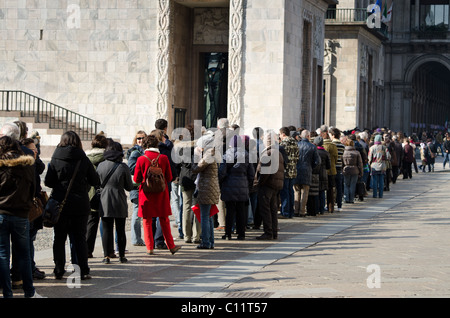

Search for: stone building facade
xmin=324 ymin=0 xmax=387 ymax=132
xmin=384 ymin=0 xmax=450 ymax=135
xmin=0 ymin=0 xmax=336 ymax=145
xmin=325 ymin=0 xmax=450 ymax=135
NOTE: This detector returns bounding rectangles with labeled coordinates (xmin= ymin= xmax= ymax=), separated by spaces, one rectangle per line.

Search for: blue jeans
xmin=280 ymin=178 xmax=295 ymax=217
xmin=444 ymin=152 xmax=450 ymax=168
xmin=437 ymin=143 xmax=444 ymax=156
xmin=170 ymin=182 xmax=183 ymax=238
xmin=130 ymin=199 xmax=144 ymax=245
xmin=199 ymin=204 xmax=214 ymax=248
xmin=0 ymin=215 xmax=35 ymax=298
xmin=371 ymin=173 xmax=384 ymax=198
xmin=344 ymin=174 xmax=358 ymax=203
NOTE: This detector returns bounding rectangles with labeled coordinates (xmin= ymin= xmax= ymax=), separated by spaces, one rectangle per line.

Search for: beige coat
xmin=192 ymin=148 xmax=220 ymax=205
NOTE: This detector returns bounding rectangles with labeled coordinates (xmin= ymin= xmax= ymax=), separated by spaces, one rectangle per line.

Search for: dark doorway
xmin=411 ymin=61 xmax=450 ymax=133
xmin=202 ymin=52 xmax=228 ymax=128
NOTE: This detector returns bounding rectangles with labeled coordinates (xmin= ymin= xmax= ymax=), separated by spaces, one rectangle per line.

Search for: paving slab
xmin=8 ymin=157 xmax=450 ymax=303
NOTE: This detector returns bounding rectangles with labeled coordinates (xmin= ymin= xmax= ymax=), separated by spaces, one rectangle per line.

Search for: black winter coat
xmin=159 ymin=137 xmax=177 ymax=181
xmin=219 ymin=148 xmax=255 ymax=202
xmin=0 ymin=154 xmax=36 ymax=219
xmin=174 ymin=139 xmax=198 ymax=190
xmin=45 ymin=146 xmax=100 ymax=216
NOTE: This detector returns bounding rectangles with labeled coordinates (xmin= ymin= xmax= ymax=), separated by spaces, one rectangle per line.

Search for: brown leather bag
xmin=142 ymin=154 xmax=166 ymax=193
xmin=29 ymin=191 xmax=48 ymax=222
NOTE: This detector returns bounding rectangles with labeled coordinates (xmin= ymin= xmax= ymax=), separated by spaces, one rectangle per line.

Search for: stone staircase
xmin=0 ymin=110 xmax=95 ymax=159
xmin=0 ymin=90 xmax=99 ymax=159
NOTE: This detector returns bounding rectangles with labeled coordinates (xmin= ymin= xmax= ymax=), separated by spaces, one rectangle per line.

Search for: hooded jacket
xmin=323 ymin=138 xmax=338 ymax=176
xmin=86 ymin=147 xmax=105 ymax=210
xmin=127 ymin=144 xmax=144 ymax=202
xmin=0 ymin=154 xmax=36 ymax=218
xmin=45 ymin=146 xmax=100 ymax=216
xmin=368 ymin=143 xmax=391 ymax=172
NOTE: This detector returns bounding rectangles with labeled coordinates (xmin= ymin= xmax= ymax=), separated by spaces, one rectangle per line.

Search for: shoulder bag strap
xmin=154 ymin=154 xmax=161 ymax=166
xmin=144 ymin=154 xmax=161 ymax=167
xmin=61 ymin=160 xmax=81 ymax=206
xmin=100 ymin=162 xmax=120 ymax=188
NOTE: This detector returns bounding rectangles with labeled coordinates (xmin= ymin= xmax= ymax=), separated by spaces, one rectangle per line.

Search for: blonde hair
xmin=150 ymin=129 xmax=164 ymax=142
xmin=132 ymin=130 xmax=147 ymax=146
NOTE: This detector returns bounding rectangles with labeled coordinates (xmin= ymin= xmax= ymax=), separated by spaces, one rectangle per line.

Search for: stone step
xmin=1 ymin=111 xmax=132 ymax=160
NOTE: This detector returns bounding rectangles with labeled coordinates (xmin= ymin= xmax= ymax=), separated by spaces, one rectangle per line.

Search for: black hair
xmin=155 ymin=119 xmax=168 ymax=130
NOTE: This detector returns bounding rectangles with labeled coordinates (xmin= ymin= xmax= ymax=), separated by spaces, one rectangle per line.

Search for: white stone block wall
xmin=0 ymin=0 xmax=159 ymax=145
xmin=330 ymin=35 xmax=359 ymax=130
xmin=242 ymin=0 xmax=328 ymax=134
xmin=242 ymin=0 xmax=286 ymax=134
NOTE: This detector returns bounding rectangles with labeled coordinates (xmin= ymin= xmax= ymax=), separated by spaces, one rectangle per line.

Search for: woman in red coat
xmin=133 ymin=135 xmax=181 ymax=255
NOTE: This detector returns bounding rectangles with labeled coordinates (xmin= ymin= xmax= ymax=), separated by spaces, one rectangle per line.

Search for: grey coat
xmin=97 ymin=160 xmax=133 ymax=218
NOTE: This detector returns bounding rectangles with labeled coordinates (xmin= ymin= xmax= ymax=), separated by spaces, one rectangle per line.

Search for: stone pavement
xmin=21 ymin=156 xmax=450 ymax=300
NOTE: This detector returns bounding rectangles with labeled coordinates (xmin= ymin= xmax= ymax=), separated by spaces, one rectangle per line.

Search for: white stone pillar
xmin=156 ymin=0 xmax=172 ymax=120
xmin=228 ymin=0 xmax=244 ymax=127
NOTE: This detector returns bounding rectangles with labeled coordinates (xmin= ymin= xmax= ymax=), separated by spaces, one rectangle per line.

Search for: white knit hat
xmin=196 ymin=131 xmax=215 ymax=149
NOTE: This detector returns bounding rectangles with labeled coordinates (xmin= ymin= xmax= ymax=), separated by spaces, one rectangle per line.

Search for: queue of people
xmin=0 ymin=117 xmax=446 ymax=298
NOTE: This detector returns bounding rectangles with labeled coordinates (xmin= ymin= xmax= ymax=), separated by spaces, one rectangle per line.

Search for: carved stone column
xmin=228 ymin=0 xmax=244 ymax=126
xmin=156 ymin=0 xmax=172 ymax=120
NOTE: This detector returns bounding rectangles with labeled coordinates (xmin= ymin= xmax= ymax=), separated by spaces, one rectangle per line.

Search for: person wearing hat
xmin=192 ymin=131 xmax=221 ymax=249
xmin=253 ymin=130 xmax=285 ymax=240
xmin=368 ymin=134 xmax=391 ymax=198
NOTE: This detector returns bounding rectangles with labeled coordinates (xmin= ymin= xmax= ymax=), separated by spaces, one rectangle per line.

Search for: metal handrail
xmin=325 ymin=8 xmax=389 ymax=38
xmin=325 ymin=8 xmax=369 ymax=23
xmin=0 ymin=90 xmax=99 ymax=140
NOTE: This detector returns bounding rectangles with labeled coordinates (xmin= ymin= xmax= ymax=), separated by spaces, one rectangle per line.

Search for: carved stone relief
xmin=193 ymin=8 xmax=229 ymax=45
xmin=314 ymin=15 xmax=324 ymax=62
xmin=324 ymin=39 xmax=340 ymax=75
xmin=156 ymin=0 xmax=243 ymax=125
xmin=360 ymin=44 xmax=368 ymax=78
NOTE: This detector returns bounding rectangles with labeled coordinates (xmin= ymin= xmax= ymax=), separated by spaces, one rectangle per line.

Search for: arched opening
xmin=410 ymin=61 xmax=450 ymax=134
